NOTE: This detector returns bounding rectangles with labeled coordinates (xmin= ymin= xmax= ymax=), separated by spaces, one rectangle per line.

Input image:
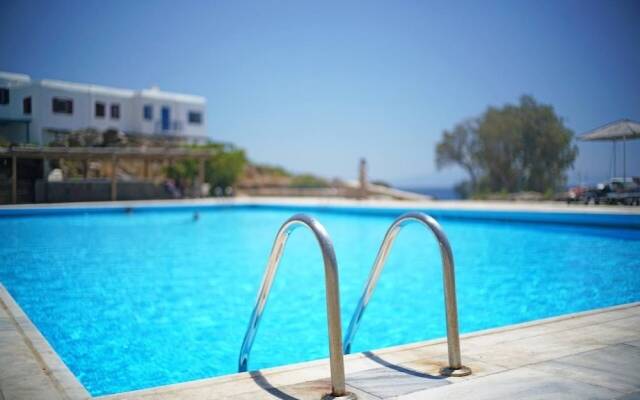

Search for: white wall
xmin=0 ymin=73 xmax=209 ymax=144
xmin=0 ymin=76 xmax=30 ymax=120
xmin=87 ymin=92 xmax=134 ymax=132
xmin=0 ymin=75 xmax=39 ymax=142
xmin=36 ymin=82 xmax=137 ymax=143
xmin=133 ymin=90 xmax=207 ymax=138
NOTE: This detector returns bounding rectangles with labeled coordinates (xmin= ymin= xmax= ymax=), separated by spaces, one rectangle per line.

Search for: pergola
xmin=579 ymin=119 xmax=640 ymax=182
xmin=0 ymin=146 xmax=214 ymax=204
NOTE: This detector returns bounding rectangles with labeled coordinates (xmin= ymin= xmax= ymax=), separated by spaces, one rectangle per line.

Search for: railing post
xmin=83 ymin=159 xmax=90 ymax=179
xmin=11 ymin=155 xmax=17 ymax=204
xmin=198 ymin=158 xmax=205 ymax=198
xmin=343 ymin=212 xmax=471 ymax=377
xmin=143 ymin=158 xmax=150 ymax=180
xmin=238 ymin=214 xmax=355 ymax=400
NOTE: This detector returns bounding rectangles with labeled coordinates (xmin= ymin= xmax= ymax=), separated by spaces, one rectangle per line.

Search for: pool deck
xmin=1 ymin=280 xmax=639 ymax=400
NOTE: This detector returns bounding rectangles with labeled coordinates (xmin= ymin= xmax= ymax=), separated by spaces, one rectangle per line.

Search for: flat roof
xmin=1 ymin=71 xmax=206 ymax=104
xmin=0 ymin=71 xmax=31 ymax=83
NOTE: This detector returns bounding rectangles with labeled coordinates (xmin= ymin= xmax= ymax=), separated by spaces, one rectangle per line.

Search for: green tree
xmin=289 ymin=173 xmax=329 ymax=188
xmin=204 ymin=143 xmax=247 ymax=189
xmin=435 ymin=119 xmax=481 ymax=191
xmin=167 ymin=142 xmax=247 ymax=193
xmin=435 ymin=95 xmax=577 ymax=197
xmin=253 ymin=163 xmax=292 ymax=178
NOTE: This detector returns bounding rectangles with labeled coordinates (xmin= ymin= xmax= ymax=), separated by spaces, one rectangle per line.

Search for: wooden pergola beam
xmin=0 ymin=146 xmax=213 ymax=160
xmin=11 ymin=155 xmax=17 ymax=204
xmin=111 ymin=155 xmax=118 ymax=201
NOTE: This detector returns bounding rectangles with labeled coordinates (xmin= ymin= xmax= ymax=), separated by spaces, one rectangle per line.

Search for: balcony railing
xmin=154 ymin=120 xmax=184 ymax=134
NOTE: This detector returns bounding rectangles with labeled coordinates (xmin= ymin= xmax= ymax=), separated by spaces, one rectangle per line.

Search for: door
xmin=161 ymin=106 xmax=170 ymax=131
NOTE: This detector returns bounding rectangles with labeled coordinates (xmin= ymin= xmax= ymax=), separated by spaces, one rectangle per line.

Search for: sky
xmin=1 ymin=0 xmax=639 ymax=187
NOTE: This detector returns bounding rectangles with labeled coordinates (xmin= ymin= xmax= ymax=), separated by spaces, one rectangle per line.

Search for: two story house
xmin=0 ymin=71 xmax=208 ymax=145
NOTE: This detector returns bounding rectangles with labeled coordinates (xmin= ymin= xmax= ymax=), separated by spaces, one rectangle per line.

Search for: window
xmin=188 ymin=111 xmax=202 ymax=124
xmin=95 ymin=102 xmax=105 ymax=118
xmin=0 ymin=88 xmax=9 ymax=105
xmin=143 ymin=104 xmax=153 ymax=120
xmin=110 ymin=103 xmax=120 ymax=119
xmin=52 ymin=97 xmax=73 ymax=114
xmin=23 ymin=97 xmax=32 ymax=115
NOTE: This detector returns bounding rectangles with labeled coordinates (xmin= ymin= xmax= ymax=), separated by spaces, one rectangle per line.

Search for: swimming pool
xmin=1 ymin=203 xmax=639 ymax=396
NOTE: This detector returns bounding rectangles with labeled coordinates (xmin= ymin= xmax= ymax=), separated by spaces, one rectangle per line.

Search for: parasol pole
xmin=623 ymin=135 xmax=626 ymax=184
xmin=613 ymin=140 xmax=617 ymax=177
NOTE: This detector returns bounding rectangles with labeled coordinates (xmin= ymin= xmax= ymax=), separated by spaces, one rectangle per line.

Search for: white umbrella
xmin=579 ymin=119 xmax=640 ymax=182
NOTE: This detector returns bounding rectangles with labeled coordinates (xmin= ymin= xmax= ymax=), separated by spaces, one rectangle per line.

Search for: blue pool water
xmin=0 ymin=205 xmax=639 ymax=395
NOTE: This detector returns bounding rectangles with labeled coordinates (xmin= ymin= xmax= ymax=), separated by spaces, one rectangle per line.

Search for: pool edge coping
xmin=1 ymin=279 xmax=638 ymax=400
xmin=0 ymin=283 xmax=91 ymax=400
xmin=1 ymin=196 xmax=639 ymax=216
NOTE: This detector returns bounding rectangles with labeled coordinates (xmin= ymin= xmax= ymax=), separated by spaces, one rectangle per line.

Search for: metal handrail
xmin=238 ymin=214 xmax=354 ymax=399
xmin=343 ymin=212 xmax=471 ymax=377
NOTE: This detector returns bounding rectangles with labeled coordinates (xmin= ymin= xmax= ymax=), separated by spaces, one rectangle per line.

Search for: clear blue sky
xmin=1 ymin=0 xmax=639 ymax=187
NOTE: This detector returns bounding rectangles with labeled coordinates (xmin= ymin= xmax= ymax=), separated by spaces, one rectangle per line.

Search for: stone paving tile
xmin=617 ymin=392 xmax=640 ymax=400
xmin=0 ymin=304 xmax=65 ymax=400
xmin=223 ymin=378 xmax=379 ymax=400
xmin=347 ymin=364 xmax=449 ymax=398
xmin=462 ymin=323 xmax=559 ymax=348
xmin=613 ymin=306 xmax=640 ymax=318
xmin=343 ymin=349 xmax=508 ymax=398
xmin=464 ymin=329 xmax=608 ymax=369
xmin=529 ymin=344 xmax=640 ymax=394
xmin=393 ymin=366 xmax=623 ymax=400
xmin=577 ymin=322 xmax=640 ymax=346
xmin=401 ymin=354 xmax=507 ymax=383
xmin=461 ymin=307 xmax=638 ymax=350
xmin=605 ymin=315 xmax=640 ymax=331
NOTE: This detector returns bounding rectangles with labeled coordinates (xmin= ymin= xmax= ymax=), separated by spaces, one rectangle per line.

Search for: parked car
xmin=575 ymin=177 xmax=640 ymax=206
xmin=566 ymin=185 xmax=588 ymax=203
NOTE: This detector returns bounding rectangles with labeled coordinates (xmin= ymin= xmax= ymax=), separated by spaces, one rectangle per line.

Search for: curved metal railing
xmin=343 ymin=212 xmax=471 ymax=377
xmin=238 ymin=214 xmax=354 ymax=399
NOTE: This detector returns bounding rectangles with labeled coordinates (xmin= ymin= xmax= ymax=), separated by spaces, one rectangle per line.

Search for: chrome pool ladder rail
xmin=238 ymin=214 xmax=355 ymax=399
xmin=343 ymin=211 xmax=471 ymax=377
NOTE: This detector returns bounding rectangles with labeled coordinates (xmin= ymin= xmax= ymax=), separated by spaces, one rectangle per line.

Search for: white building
xmin=0 ymin=71 xmax=208 ymax=145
